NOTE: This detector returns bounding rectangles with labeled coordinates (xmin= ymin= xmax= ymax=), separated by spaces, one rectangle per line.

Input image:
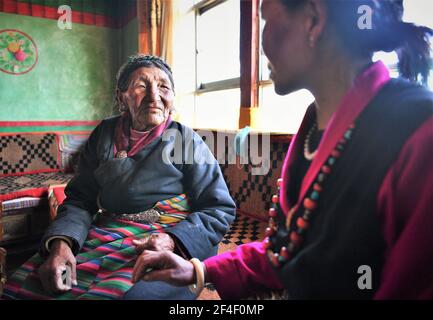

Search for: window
xmin=171 ymin=0 xmax=432 ymax=133
xmin=171 ymin=0 xmax=240 ymax=130
xmin=196 ymin=0 xmax=240 ymax=85
xmin=194 ymin=0 xmax=241 ymax=130
xmin=256 ymin=1 xmax=314 ymax=134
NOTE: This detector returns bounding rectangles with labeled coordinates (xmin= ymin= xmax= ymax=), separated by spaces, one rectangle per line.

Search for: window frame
xmin=185 ymin=0 xmax=433 ymax=131
xmin=192 ymin=0 xmax=241 ymax=96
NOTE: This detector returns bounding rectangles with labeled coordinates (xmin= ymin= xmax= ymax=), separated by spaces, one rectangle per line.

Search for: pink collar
xmin=280 ymin=61 xmax=391 ymax=214
xmin=113 ymin=114 xmax=172 ymax=158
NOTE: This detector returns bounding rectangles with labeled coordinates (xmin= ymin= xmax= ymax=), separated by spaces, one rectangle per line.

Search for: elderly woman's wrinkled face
xmin=120 ymin=66 xmax=174 ymax=131
xmin=261 ymin=0 xmax=313 ymax=95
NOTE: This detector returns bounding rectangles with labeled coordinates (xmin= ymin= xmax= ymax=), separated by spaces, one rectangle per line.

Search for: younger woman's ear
xmin=304 ymin=0 xmax=328 ymax=47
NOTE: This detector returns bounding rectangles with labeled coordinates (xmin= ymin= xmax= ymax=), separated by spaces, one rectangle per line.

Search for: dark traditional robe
xmin=36 ymin=119 xmax=236 ymax=299
xmin=204 ymin=61 xmax=433 ymax=299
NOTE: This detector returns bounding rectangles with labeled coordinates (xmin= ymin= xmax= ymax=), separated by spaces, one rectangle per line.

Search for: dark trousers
xmin=123 ymin=280 xmax=196 ymax=300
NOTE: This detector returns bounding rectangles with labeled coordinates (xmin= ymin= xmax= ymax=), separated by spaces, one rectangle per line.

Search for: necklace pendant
xmin=116 ymin=150 xmax=128 ymax=159
xmin=304 ymin=122 xmax=319 ymax=161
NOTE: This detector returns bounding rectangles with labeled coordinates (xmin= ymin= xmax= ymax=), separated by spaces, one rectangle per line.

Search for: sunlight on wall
xmin=170 ymin=0 xmax=196 ymax=127
xmin=257 ymin=88 xmax=314 ymax=134
xmin=195 ymin=89 xmax=241 ymax=130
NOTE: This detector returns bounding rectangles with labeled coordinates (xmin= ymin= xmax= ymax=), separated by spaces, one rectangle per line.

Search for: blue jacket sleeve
xmin=39 ymin=123 xmax=104 ymax=256
xmin=165 ymin=129 xmax=236 ymax=260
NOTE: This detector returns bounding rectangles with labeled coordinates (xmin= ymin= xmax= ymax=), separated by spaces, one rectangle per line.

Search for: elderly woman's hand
xmin=38 ymin=239 xmax=77 ymax=294
xmin=131 ymin=250 xmax=195 ymax=286
xmin=132 ymin=233 xmax=175 ymax=254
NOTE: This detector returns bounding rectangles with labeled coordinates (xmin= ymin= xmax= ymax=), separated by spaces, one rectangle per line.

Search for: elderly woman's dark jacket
xmin=41 ymin=117 xmax=236 ymax=260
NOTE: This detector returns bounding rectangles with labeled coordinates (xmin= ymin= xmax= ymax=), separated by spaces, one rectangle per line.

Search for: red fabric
xmin=71 ymin=11 xmax=83 ymax=24
xmin=16 ymin=2 xmax=30 ymax=15
xmin=95 ymin=15 xmax=107 ymax=27
xmin=52 ymin=186 xmax=66 ymax=205
xmin=204 ymin=241 xmax=284 ymax=299
xmin=3 ymin=0 xmax=16 ymax=13
xmin=375 ymin=116 xmax=433 ymax=299
xmin=82 ymin=12 xmax=94 ymax=25
xmin=113 ymin=114 xmax=172 ymax=158
xmin=44 ymin=6 xmax=57 ymax=19
xmin=0 ymin=0 xmax=120 ymax=28
xmin=129 ymin=127 xmax=151 ymax=147
xmin=0 ymin=188 xmax=47 ymax=202
xmin=31 ymin=4 xmax=44 ymax=17
xmin=0 ymin=120 xmax=100 ymax=127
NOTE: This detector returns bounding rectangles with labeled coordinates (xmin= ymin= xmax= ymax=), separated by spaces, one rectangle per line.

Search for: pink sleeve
xmin=204 ymin=241 xmax=284 ymax=299
xmin=375 ymin=116 xmax=433 ymax=299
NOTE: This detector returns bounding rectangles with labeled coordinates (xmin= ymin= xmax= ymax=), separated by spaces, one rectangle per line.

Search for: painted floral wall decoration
xmin=0 ymin=29 xmax=38 ymax=75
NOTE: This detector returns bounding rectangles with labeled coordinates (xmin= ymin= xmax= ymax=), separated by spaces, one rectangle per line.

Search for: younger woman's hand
xmin=132 ymin=250 xmax=195 ymax=286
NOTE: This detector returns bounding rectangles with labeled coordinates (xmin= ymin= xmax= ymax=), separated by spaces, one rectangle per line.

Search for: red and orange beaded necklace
xmin=264 ymin=123 xmax=356 ymax=268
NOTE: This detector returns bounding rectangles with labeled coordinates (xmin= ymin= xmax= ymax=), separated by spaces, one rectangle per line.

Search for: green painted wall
xmin=0 ymin=12 xmax=120 ymax=122
xmin=120 ymin=17 xmax=138 ymax=65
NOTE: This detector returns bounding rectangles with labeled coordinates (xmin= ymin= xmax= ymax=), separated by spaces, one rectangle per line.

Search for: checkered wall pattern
xmin=220 ymin=142 xmax=290 ymax=220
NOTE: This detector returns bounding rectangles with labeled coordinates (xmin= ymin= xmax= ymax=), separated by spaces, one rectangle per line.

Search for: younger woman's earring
xmin=309 ymin=36 xmax=315 ymax=48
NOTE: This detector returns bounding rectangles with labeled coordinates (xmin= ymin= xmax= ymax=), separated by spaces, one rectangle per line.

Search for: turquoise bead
xmin=344 ymin=130 xmax=352 ymax=139
xmin=311 ymin=191 xmax=319 ymax=201
xmin=328 ymin=157 xmax=336 ymax=166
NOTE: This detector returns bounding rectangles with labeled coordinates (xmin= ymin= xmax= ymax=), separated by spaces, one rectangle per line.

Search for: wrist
xmin=50 ymin=238 xmax=71 ymax=251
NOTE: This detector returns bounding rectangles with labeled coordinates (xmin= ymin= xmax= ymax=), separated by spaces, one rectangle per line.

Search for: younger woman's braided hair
xmin=283 ymin=0 xmax=433 ymax=84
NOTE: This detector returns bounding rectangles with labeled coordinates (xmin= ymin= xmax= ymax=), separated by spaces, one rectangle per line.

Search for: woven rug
xmin=0 ymin=133 xmax=60 ymax=176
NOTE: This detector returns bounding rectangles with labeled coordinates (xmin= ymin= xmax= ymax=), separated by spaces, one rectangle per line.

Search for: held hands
xmin=38 ymin=239 xmax=77 ymax=294
xmin=131 ymin=250 xmax=195 ymax=286
xmin=132 ymin=233 xmax=194 ymax=286
xmin=132 ymin=233 xmax=175 ymax=253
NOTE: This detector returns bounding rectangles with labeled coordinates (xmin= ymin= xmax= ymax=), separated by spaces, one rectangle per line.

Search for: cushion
xmin=58 ymin=134 xmax=89 ymax=173
xmin=1 ymin=197 xmax=46 ymax=213
xmin=47 ymin=184 xmax=67 ymax=221
xmin=0 ymin=172 xmax=73 ymax=201
xmin=0 ymin=133 xmax=60 ymax=177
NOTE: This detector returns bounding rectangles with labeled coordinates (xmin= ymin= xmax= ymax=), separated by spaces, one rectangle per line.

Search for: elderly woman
xmin=2 ymin=55 xmax=235 ymax=300
xmin=131 ymin=0 xmax=433 ymax=299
